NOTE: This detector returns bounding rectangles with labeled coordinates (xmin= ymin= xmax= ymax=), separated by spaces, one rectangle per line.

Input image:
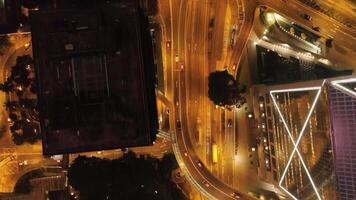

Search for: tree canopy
xmin=208 ymin=70 xmax=247 ymax=107
xmin=0 ymin=55 xmax=40 ymax=145
xmin=68 ymin=152 xmax=185 ymax=200
xmin=0 ymin=36 xmax=12 ymax=55
xmin=20 ymin=0 xmax=42 ymax=9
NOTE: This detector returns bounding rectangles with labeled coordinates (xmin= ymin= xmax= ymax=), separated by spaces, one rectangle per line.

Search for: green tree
xmin=159 ymin=153 xmax=179 ymax=180
xmin=20 ymin=0 xmax=41 ymax=9
xmin=9 ymin=112 xmax=19 ymax=121
xmin=208 ymin=70 xmax=247 ymax=107
xmin=19 ymin=98 xmax=37 ymax=110
xmin=10 ymin=55 xmax=32 ymax=87
xmin=30 ymin=81 xmax=37 ymax=93
xmin=68 ymin=156 xmax=111 ymax=200
xmin=68 ymin=152 xmax=187 ymax=200
xmin=1 ymin=55 xmax=40 ymax=145
xmin=4 ymin=101 xmax=19 ymax=111
xmin=0 ymin=80 xmax=14 ymax=93
xmin=21 ymin=120 xmax=40 ymax=144
xmin=12 ymin=132 xmax=24 ymax=145
xmin=0 ymin=36 xmax=12 ymax=55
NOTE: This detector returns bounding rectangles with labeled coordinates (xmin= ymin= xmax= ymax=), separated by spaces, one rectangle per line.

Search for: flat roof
xmin=30 ymin=0 xmax=158 ymax=155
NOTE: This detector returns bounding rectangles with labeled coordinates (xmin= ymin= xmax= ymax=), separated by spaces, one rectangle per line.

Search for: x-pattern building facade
xmin=261 ymin=76 xmax=356 ymax=200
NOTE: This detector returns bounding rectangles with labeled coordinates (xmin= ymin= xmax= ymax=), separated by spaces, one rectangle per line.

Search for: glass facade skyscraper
xmin=328 ymin=82 xmax=356 ymax=200
xmin=255 ymin=77 xmax=356 ymax=200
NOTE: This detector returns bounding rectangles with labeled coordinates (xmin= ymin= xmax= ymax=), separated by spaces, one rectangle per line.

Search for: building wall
xmin=328 ymin=86 xmax=356 ymax=200
xmin=252 ymin=80 xmax=338 ymax=200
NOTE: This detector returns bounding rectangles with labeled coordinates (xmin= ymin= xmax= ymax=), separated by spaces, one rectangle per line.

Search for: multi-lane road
xmin=1 ymin=0 xmax=356 ymax=198
xmin=159 ymin=0 xmax=356 ymax=199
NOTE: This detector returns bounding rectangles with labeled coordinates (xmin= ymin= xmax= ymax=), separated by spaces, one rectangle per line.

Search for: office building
xmin=252 ymin=76 xmax=356 ymax=200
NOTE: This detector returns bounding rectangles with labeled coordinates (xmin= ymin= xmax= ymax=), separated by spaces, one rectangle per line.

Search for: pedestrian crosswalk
xmin=157 ymin=130 xmax=172 ymax=141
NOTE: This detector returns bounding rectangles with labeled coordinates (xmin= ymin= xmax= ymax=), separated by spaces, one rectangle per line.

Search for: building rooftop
xmin=30 ymin=0 xmax=158 ymax=155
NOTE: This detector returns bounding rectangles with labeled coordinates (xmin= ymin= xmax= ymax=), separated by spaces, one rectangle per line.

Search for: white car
xmin=180 ymin=64 xmax=184 ymax=70
xmin=19 ymin=160 xmax=28 ymax=166
xmin=175 ymin=54 xmax=179 ymax=62
xmin=231 ymin=192 xmax=241 ymax=199
xmin=202 ymin=180 xmax=210 ymax=187
xmin=197 ymin=160 xmax=203 ymax=167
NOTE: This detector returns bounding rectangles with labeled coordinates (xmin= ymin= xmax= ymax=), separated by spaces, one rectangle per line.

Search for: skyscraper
xmin=328 ymin=78 xmax=356 ymax=200
xmin=252 ymin=76 xmax=356 ymax=200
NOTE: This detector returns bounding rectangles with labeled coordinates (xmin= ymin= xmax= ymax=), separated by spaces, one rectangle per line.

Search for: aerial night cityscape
xmin=0 ymin=0 xmax=355 ymax=200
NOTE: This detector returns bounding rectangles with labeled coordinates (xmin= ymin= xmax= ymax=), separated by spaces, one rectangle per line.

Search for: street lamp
xmin=265 ymin=13 xmax=275 ymax=24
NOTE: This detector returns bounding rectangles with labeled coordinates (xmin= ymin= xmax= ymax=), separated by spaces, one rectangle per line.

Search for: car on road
xmin=202 ymin=180 xmax=210 ymax=187
xmin=175 ymin=54 xmax=179 ymax=62
xmin=312 ymin=26 xmax=320 ymax=32
xmin=228 ymin=119 xmax=233 ymax=128
xmin=19 ymin=160 xmax=28 ymax=166
xmin=231 ymin=191 xmax=241 ymax=198
xmin=196 ymin=160 xmax=203 ymax=168
xmin=302 ymin=14 xmax=312 ymax=21
xmin=180 ymin=63 xmax=184 ymax=70
xmin=166 ymin=41 xmax=171 ymax=48
xmin=176 ymin=120 xmax=181 ymax=130
xmin=326 ymin=38 xmax=333 ymax=48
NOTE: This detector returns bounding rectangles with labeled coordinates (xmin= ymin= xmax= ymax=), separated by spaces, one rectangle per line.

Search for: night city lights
xmin=0 ymin=0 xmax=355 ymax=200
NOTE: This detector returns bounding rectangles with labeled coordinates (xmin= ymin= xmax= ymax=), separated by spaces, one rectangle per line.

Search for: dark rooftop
xmin=30 ymin=0 xmax=158 ymax=155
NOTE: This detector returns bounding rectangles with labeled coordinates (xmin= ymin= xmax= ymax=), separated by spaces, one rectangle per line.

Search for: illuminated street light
xmin=234 ymin=155 xmax=239 ymax=162
xmin=274 ymin=13 xmax=282 ymax=21
xmin=248 ymin=113 xmax=253 ymax=118
xmin=259 ymin=103 xmax=264 ymax=108
xmin=251 ymin=147 xmax=256 ymax=152
xmin=318 ymin=58 xmax=329 ymax=65
xmin=265 ymin=13 xmax=275 ymax=24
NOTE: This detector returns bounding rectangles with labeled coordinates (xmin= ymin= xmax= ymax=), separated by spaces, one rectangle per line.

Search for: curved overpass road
xmin=167 ymin=0 xmax=255 ymax=199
